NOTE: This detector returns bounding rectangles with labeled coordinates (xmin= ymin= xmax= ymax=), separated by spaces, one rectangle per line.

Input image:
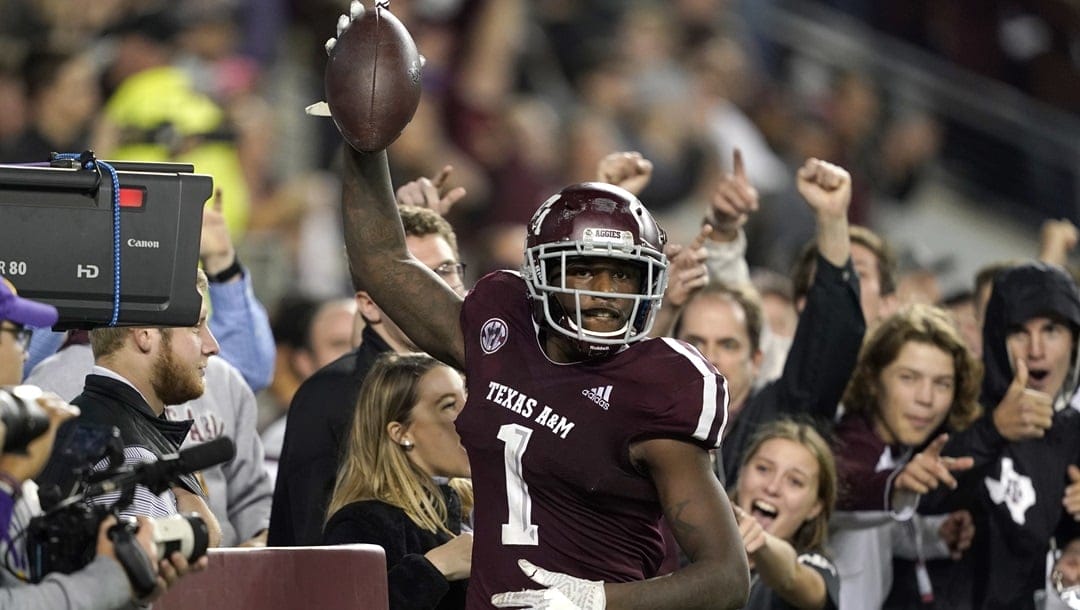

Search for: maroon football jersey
xmin=459 ymin=271 xmax=728 ymax=608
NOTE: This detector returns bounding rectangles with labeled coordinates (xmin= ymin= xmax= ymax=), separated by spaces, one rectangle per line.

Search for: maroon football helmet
xmin=522 ymin=182 xmax=669 ymax=356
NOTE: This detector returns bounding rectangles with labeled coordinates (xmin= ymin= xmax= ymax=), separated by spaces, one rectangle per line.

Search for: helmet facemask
xmin=522 ymin=184 xmax=669 ymax=356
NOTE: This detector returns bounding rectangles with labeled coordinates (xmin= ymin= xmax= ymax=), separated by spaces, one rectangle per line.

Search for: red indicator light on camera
xmin=119 ymin=187 xmax=145 ymax=209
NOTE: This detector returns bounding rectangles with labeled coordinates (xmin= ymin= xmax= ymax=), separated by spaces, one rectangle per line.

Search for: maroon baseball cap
xmin=0 ymin=277 xmax=58 ymax=327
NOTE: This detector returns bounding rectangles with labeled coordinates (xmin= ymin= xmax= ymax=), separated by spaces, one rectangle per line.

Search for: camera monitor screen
xmin=0 ymin=158 xmax=211 ymax=329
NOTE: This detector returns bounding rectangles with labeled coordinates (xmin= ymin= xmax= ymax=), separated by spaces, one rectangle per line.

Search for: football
xmin=324 ymin=4 xmax=423 ymax=153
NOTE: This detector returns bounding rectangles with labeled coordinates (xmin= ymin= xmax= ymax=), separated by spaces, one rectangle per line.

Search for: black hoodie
xmin=981 ymin=262 xmax=1080 ymax=410
xmin=934 ymin=262 xmax=1080 ymax=610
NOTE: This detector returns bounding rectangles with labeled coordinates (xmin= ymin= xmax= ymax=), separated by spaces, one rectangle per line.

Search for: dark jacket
xmin=267 ymin=325 xmax=393 ymax=546
xmin=934 ymin=262 xmax=1080 ymax=610
xmin=722 ymin=254 xmax=864 ymax=485
xmin=39 ymin=374 xmax=200 ymax=503
xmin=323 ymin=485 xmax=467 ymax=610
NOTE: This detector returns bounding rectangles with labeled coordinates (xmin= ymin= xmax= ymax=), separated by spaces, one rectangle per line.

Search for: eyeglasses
xmin=433 ymin=262 xmax=466 ymax=281
xmin=0 ymin=324 xmax=33 ymax=352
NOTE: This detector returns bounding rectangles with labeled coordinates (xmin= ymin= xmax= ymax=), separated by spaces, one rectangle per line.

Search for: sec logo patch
xmin=481 ymin=318 xmax=509 ymax=354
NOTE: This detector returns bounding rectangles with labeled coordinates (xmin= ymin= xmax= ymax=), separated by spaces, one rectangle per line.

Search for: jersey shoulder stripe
xmin=659 ymin=337 xmax=728 ymax=447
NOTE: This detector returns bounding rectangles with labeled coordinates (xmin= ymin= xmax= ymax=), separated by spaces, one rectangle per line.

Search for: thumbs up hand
xmin=1064 ymin=465 xmax=1080 ymax=521
xmin=992 ymin=359 xmax=1054 ymax=441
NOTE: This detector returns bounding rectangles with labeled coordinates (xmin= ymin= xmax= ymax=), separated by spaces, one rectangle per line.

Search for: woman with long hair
xmin=731 ymin=419 xmax=840 ymax=609
xmin=324 ymin=352 xmax=472 ymax=610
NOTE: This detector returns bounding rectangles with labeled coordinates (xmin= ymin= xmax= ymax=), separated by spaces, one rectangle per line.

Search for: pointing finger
xmin=690 ymin=224 xmax=712 ymax=250
xmin=431 ymin=165 xmax=453 ymax=189
xmin=733 ymin=148 xmax=746 ymax=180
xmin=924 ymin=433 xmax=949 ymax=459
xmin=940 ymin=456 xmax=975 ymax=473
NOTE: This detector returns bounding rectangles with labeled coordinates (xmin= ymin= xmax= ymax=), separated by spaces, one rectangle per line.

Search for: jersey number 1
xmin=498 ymin=424 xmax=539 ymax=545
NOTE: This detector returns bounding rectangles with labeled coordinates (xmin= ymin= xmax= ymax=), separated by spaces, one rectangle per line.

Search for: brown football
xmin=324 ymin=5 xmax=423 ymax=152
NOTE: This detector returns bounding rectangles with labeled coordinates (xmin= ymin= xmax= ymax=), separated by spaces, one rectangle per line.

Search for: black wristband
xmin=206 ymin=257 xmax=243 ymax=283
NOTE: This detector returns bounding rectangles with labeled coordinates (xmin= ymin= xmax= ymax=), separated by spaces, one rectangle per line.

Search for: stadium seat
xmin=155 ymin=544 xmax=389 ymax=610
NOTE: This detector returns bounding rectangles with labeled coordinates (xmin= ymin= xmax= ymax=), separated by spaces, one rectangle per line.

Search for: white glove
xmin=491 ymin=559 xmax=606 ymax=610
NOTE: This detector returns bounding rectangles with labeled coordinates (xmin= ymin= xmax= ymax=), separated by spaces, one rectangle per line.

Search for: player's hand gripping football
xmin=306 ymin=0 xmax=424 ymax=152
xmin=304 ymin=0 xmax=368 ymax=117
xmin=491 ymin=559 xmax=605 ymax=610
xmin=323 ymin=0 xmax=369 ymax=60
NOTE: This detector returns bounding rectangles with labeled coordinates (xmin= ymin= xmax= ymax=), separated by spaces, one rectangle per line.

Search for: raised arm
xmin=1038 ymin=219 xmax=1078 ymax=267
xmin=341 ymin=148 xmax=465 ymax=368
xmin=202 ymin=190 xmax=275 ymax=392
xmin=761 ymin=158 xmax=862 ymax=423
xmin=702 ymin=149 xmax=755 ymax=286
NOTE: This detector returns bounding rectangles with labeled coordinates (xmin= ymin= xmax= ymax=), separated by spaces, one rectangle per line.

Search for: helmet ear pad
xmin=522 ymin=182 xmax=668 ymax=352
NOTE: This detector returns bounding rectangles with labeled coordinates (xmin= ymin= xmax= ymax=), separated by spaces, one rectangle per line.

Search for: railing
xmin=751 ymin=0 xmax=1080 ymax=221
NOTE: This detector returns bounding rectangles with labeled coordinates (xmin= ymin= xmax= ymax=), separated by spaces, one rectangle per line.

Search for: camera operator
xmin=0 ymin=276 xmax=206 ymax=608
xmin=38 ymin=270 xmax=222 ymax=546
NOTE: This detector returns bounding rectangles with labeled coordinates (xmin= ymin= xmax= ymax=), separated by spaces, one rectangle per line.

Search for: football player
xmin=343 ymin=149 xmax=750 ymax=608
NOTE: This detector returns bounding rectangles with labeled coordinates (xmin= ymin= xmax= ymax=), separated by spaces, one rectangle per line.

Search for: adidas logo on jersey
xmin=582 ymin=385 xmax=613 ymax=410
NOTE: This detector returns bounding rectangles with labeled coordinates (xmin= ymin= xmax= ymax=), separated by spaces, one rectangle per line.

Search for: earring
xmin=400 ymin=440 xmax=414 ymax=450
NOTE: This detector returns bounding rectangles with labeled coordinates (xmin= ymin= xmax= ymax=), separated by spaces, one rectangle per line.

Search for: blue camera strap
xmin=54 ymin=153 xmax=122 ymax=326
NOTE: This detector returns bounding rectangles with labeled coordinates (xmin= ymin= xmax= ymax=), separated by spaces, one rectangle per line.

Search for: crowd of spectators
xmin=1 ymin=1 xmax=1080 ymax=609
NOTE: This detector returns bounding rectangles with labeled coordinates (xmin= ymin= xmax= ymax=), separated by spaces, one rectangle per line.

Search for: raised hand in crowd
xmin=1038 ymin=218 xmax=1079 ymax=267
xmin=707 ymin=149 xmax=758 ymax=242
xmin=892 ymin=433 xmax=974 ymax=498
xmin=664 ymin=225 xmax=712 ymax=309
xmin=796 ymin=158 xmax=852 ymax=267
xmin=394 ymin=165 xmax=467 ymax=216
xmin=200 ymin=190 xmax=238 ymax=280
xmin=992 ymin=359 xmax=1054 ymax=441
xmin=937 ymin=509 xmax=975 ymax=560
xmin=596 ymin=151 xmax=653 ymax=196
xmin=653 ymin=224 xmax=712 ymax=337
xmin=1064 ymin=464 xmax=1080 ymax=521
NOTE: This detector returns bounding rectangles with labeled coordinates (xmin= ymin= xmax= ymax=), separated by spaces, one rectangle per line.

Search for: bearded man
xmin=39 ymin=270 xmax=222 ymax=546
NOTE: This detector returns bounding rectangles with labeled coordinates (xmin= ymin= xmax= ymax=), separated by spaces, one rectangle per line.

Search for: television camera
xmin=27 ymin=425 xmax=234 ymax=597
xmin=0 ymin=150 xmax=211 ymax=329
xmin=0 ymin=385 xmax=50 ymax=453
